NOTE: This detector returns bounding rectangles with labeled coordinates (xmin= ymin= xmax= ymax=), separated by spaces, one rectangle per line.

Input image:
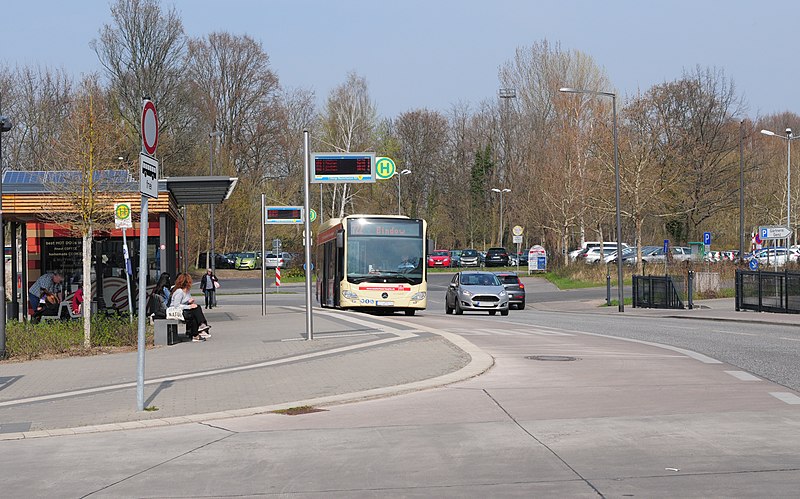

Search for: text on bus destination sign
xmin=348 ymin=220 xmax=421 ymax=237
xmin=315 ymin=156 xmax=372 ymax=175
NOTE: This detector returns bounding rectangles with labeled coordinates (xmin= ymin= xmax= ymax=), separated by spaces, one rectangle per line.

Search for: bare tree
xmin=318 ymin=72 xmax=377 ymax=218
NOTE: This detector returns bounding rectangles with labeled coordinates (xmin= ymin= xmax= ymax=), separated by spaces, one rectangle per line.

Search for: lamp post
xmin=760 ymin=128 xmax=798 ymax=246
xmin=396 ymin=169 xmax=411 ymax=215
xmin=208 ymin=130 xmax=223 ymax=272
xmin=0 ymin=115 xmax=12 ymax=357
xmin=559 ymin=87 xmax=624 ymax=312
xmin=491 ymin=188 xmax=511 ymax=246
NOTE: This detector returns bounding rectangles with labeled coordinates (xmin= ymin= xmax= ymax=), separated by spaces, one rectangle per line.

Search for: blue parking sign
xmin=749 ymin=258 xmax=759 ymax=271
xmin=703 ymin=232 xmax=711 ymax=245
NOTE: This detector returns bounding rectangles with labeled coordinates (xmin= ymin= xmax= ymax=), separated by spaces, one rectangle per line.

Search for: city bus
xmin=316 ymin=215 xmax=429 ymax=315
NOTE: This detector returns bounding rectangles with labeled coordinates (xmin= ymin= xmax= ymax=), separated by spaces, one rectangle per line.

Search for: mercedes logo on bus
xmin=382 ymin=292 xmax=389 ymax=299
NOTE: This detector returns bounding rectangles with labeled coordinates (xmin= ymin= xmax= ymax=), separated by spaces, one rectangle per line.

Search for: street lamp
xmin=395 ymin=169 xmax=411 ymax=215
xmin=0 ymin=115 xmax=13 ymax=357
xmin=760 ymin=128 xmax=799 ymax=246
xmin=559 ymin=87 xmax=624 ymax=312
xmin=208 ymin=130 xmax=223 ymax=272
xmin=491 ymin=188 xmax=511 ymax=246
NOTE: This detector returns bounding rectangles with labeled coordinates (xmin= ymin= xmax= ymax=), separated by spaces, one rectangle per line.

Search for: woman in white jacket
xmin=170 ymin=273 xmax=211 ymax=342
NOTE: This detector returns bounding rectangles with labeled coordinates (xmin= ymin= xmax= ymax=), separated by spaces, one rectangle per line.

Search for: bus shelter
xmin=1 ymin=171 xmax=237 ymax=319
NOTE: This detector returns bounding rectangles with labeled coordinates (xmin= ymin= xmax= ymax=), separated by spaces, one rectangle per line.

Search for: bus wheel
xmin=404 ymin=309 xmax=415 ymax=316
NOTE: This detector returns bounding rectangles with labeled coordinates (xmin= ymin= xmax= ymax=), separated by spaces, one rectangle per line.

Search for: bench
xmin=153 ymin=318 xmax=189 ymax=346
xmin=40 ymin=301 xmax=81 ymax=321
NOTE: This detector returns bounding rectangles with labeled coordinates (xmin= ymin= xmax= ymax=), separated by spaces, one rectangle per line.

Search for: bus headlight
xmin=342 ymin=290 xmax=359 ymax=300
xmin=410 ymin=292 xmax=426 ymax=301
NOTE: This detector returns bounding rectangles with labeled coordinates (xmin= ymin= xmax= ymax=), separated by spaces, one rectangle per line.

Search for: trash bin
xmin=6 ymin=301 xmax=18 ymax=321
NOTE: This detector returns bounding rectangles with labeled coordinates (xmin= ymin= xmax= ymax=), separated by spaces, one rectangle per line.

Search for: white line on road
xmin=724 ymin=370 xmax=761 ymax=381
xmin=714 ymin=330 xmax=758 ymax=337
xmin=770 ymin=392 xmax=800 ymax=405
xmin=779 ymin=337 xmax=800 ymax=342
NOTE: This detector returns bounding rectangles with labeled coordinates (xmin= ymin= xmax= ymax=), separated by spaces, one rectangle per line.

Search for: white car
xmin=581 ymin=247 xmax=618 ymax=264
xmin=751 ymin=247 xmax=799 ymax=266
xmin=263 ymin=253 xmax=286 ymax=269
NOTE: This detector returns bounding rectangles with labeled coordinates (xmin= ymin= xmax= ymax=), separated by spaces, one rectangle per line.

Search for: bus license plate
xmin=377 ymin=301 xmax=393 ymax=306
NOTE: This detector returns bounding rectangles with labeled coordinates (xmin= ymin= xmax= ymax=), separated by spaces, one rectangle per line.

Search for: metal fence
xmin=632 ymin=274 xmax=687 ymax=309
xmin=735 ymin=269 xmax=800 ymax=314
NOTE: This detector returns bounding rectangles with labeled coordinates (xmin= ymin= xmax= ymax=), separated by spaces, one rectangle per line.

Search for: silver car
xmin=445 ymin=271 xmax=509 ymax=316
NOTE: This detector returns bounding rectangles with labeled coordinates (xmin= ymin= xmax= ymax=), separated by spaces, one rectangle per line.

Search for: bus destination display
xmin=348 ymin=219 xmax=422 ymax=237
xmin=265 ymin=206 xmax=303 ymax=224
xmin=311 ymin=153 xmax=376 ymax=183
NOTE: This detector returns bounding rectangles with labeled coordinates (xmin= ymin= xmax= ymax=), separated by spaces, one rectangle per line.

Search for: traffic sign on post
xmin=115 ymin=203 xmax=132 ymax=229
xmin=375 ymin=157 xmax=396 ymax=179
xmin=703 ymin=232 xmax=712 ymax=245
xmin=139 ymin=153 xmax=159 ymax=199
xmin=141 ymin=100 xmax=159 ymax=156
xmin=759 ymin=226 xmax=791 ymax=240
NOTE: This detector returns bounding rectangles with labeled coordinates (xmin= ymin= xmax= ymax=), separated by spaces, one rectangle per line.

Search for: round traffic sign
xmin=749 ymin=258 xmax=759 ymax=271
xmin=375 ymin=157 xmax=396 ymax=179
xmin=309 ymin=209 xmax=317 ymax=222
xmin=512 ymin=225 xmax=524 ymax=236
xmin=141 ymin=100 xmax=159 ymax=156
xmin=115 ymin=203 xmax=131 ymax=220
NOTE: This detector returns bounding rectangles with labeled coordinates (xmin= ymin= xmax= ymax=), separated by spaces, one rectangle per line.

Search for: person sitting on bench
xmin=31 ymin=291 xmax=60 ymax=324
xmin=170 ymin=273 xmax=211 ymax=342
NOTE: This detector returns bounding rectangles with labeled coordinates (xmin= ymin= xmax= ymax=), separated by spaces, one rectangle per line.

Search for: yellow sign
xmin=115 ymin=203 xmax=133 ymax=229
xmin=375 ymin=157 xmax=396 ymax=179
xmin=512 ymin=225 xmax=524 ymax=236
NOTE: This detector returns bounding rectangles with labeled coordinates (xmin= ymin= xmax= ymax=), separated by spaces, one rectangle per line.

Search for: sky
xmin=2 ymin=0 xmax=798 ymax=120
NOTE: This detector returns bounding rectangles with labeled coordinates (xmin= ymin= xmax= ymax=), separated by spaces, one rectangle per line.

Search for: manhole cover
xmin=525 ymin=355 xmax=578 ymax=362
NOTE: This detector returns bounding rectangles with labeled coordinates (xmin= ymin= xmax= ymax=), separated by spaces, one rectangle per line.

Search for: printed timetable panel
xmin=311 ymin=153 xmax=376 ymax=183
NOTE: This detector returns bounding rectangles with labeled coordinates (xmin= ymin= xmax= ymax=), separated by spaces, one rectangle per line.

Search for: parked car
xmin=495 ymin=271 xmax=525 ymax=309
xmin=580 ymin=247 xmax=617 ymax=264
xmin=509 ymin=252 xmax=529 ymax=267
xmin=449 ymin=249 xmax=463 ymax=267
xmin=459 ymin=249 xmax=481 ymax=267
xmin=750 ymin=247 xmax=800 ymax=266
xmin=197 ymin=252 xmax=236 ymax=269
xmin=484 ymin=247 xmax=510 ymax=267
xmin=263 ymin=252 xmax=286 ymax=269
xmin=603 ymin=246 xmax=639 ymax=265
xmin=445 ymin=271 xmax=509 ymax=316
xmin=569 ymin=241 xmax=630 ymax=262
xmin=427 ymin=250 xmax=451 ymax=268
xmin=235 ymin=252 xmax=262 ymax=270
xmin=641 ymin=246 xmax=692 ymax=264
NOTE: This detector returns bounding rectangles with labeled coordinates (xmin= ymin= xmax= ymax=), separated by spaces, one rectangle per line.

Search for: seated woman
xmin=170 ymin=273 xmax=211 ymax=342
xmin=71 ymin=286 xmax=84 ymax=316
xmin=31 ymin=291 xmax=60 ymax=324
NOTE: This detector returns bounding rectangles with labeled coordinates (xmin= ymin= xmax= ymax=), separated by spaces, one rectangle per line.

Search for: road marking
xmin=779 ymin=337 xmax=800 ymax=342
xmin=714 ymin=330 xmax=758 ymax=337
xmin=770 ymin=392 xmax=800 ymax=405
xmin=724 ymin=370 xmax=761 ymax=381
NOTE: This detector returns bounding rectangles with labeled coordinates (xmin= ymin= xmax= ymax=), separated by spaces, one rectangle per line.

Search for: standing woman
xmin=170 ymin=273 xmax=211 ymax=342
xmin=200 ymin=269 xmax=219 ymax=309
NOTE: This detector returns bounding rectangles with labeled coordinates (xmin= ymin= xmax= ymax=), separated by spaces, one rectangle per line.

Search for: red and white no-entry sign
xmin=141 ymin=100 xmax=159 ymax=156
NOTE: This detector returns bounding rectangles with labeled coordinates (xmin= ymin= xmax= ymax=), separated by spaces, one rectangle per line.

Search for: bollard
xmin=687 ymin=270 xmax=694 ymax=310
xmin=606 ymin=273 xmax=611 ymax=307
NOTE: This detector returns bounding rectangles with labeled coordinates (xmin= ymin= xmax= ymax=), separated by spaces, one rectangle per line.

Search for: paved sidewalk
xmin=0 ymin=292 xmax=489 ymax=437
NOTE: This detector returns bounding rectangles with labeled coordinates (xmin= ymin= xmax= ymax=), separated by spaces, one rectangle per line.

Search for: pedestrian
xmin=200 ymin=268 xmax=219 ymax=309
xmin=170 ymin=273 xmax=211 ymax=342
xmin=28 ymin=271 xmax=64 ymax=314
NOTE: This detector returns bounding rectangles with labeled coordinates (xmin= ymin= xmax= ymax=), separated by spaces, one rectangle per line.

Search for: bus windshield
xmin=346 ymin=218 xmax=424 ymax=285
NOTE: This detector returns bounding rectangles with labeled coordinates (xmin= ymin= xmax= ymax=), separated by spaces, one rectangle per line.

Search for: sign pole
xmin=122 ymin=228 xmax=133 ymax=322
xmin=261 ymin=193 xmax=266 ymax=316
xmin=303 ymin=130 xmax=314 ymax=340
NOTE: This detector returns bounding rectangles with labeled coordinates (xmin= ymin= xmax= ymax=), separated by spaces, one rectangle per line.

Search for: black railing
xmin=735 ymin=269 xmax=800 ymax=314
xmin=632 ymin=274 xmax=686 ymax=309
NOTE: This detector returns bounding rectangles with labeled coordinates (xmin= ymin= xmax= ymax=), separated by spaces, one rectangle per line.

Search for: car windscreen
xmin=496 ymin=275 xmax=519 ymax=284
xmin=460 ymin=274 xmax=500 ymax=286
xmin=462 ymin=250 xmax=478 ymax=257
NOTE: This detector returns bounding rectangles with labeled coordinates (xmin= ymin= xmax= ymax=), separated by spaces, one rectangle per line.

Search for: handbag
xmin=166 ymin=306 xmax=184 ymax=321
xmin=213 ymin=280 xmax=220 ymax=289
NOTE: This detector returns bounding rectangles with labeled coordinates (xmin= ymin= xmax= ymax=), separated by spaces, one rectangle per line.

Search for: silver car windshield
xmin=460 ymin=274 xmax=500 ymax=286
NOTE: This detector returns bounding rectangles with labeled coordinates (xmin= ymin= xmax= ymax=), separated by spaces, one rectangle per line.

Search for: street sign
xmin=759 ymin=226 xmax=791 ymax=240
xmin=375 ymin=157 xmax=396 ymax=179
xmin=512 ymin=234 xmax=523 ymax=244
xmin=309 ymin=209 xmax=317 ymax=222
xmin=512 ymin=225 xmax=524 ymax=236
xmin=141 ymin=100 xmax=159 ymax=156
xmin=139 ymin=153 xmax=159 ymax=199
xmin=749 ymin=258 xmax=759 ymax=271
xmin=265 ymin=206 xmax=303 ymax=224
xmin=311 ymin=152 xmax=376 ymax=183
xmin=663 ymin=239 xmax=669 ymax=254
xmin=703 ymin=232 xmax=711 ymax=245
xmin=114 ymin=203 xmax=132 ymax=229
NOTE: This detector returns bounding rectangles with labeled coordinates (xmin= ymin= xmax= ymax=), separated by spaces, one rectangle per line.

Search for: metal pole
xmin=613 ymin=93 xmax=624 ymax=312
xmin=0 ymin=119 xmax=7 ymax=356
xmin=397 ymin=173 xmax=401 ymax=215
xmin=181 ymin=206 xmax=188 ymax=273
xmin=122 ymin=228 xmax=133 ymax=322
xmin=303 ymin=130 xmax=314 ymax=340
xmin=261 ymin=193 xmax=266 ymax=315
xmin=136 ymin=195 xmax=148 ymax=411
xmin=740 ymin=120 xmax=745 ymax=261
xmin=788 ymin=133 xmax=792 ymax=247
xmin=209 ymin=137 xmax=215 ymax=273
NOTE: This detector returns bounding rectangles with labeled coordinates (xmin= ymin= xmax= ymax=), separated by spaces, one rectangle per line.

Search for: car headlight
xmin=499 ymin=290 xmax=507 ymax=297
xmin=342 ymin=290 xmax=359 ymax=300
xmin=461 ymin=289 xmax=473 ymax=297
xmin=410 ymin=292 xmax=426 ymax=301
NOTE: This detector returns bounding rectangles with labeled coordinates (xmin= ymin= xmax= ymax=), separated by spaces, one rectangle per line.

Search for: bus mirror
xmin=336 ymin=230 xmax=344 ymax=249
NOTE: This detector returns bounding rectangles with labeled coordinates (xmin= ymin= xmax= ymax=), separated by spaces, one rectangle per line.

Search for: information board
xmin=265 ymin=206 xmax=303 ymax=224
xmin=311 ymin=153 xmax=376 ymax=183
